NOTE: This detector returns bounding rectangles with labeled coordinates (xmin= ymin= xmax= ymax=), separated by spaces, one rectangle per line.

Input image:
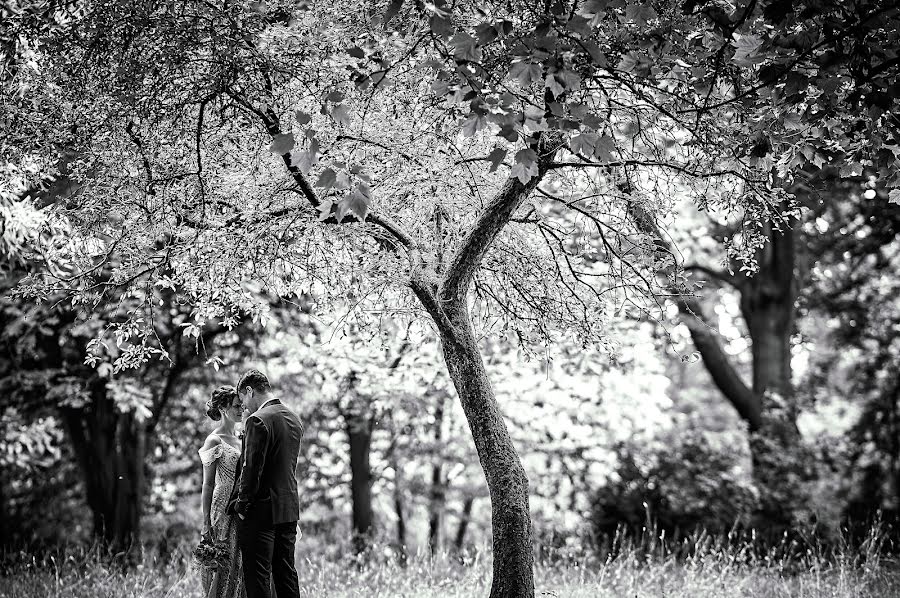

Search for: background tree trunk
xmin=60 ymin=379 xmax=145 ymax=556
xmin=392 ymin=470 xmax=407 ymax=563
xmin=454 ymin=496 xmax=475 ymax=555
xmin=428 ymin=392 xmax=446 ymax=556
xmin=631 ymin=203 xmax=809 ymax=533
xmin=738 ymin=224 xmax=809 ymax=531
xmin=741 ymin=224 xmax=797 ymax=402
xmin=385 ymin=422 xmax=408 ymax=563
xmin=0 ymin=463 xmax=7 ymax=550
xmin=345 ymin=402 xmax=375 ymax=555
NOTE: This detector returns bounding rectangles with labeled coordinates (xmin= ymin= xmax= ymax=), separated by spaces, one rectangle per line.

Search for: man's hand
xmin=230 ymin=499 xmax=247 ymax=520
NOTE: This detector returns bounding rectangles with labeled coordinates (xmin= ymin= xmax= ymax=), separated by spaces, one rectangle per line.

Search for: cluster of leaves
xmin=0 ymin=408 xmax=62 ymax=471
xmin=0 ymin=160 xmax=47 ymax=270
xmin=0 ymin=0 xmax=895 ymax=365
xmin=719 ymin=0 xmax=900 ymax=194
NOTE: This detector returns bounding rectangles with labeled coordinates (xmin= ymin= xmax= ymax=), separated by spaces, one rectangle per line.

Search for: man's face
xmin=240 ymin=387 xmax=256 ymax=414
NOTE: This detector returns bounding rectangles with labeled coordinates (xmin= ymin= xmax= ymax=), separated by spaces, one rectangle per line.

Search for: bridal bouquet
xmin=193 ymin=533 xmax=230 ymax=570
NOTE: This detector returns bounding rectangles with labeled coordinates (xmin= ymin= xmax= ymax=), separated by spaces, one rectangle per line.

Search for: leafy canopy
xmin=4 ymin=0 xmax=897 ymax=355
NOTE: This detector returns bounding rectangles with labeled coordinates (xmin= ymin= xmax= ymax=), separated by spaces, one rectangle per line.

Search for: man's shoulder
xmin=256 ymin=401 xmax=298 ymax=420
xmin=266 ymin=402 xmax=303 ymax=431
xmin=250 ymin=406 xmax=276 ymax=424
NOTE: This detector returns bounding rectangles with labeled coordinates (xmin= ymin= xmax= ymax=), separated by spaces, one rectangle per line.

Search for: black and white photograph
xmin=2 ymin=1 xmax=900 ymax=596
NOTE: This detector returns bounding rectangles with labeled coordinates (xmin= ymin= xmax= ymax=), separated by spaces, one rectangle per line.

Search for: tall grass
xmin=1 ymin=529 xmax=898 ymax=598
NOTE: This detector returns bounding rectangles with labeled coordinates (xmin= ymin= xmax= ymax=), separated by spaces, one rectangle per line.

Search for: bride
xmin=198 ymin=385 xmax=245 ymax=598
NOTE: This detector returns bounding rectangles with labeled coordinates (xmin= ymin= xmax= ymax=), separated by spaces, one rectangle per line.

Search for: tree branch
xmin=225 ymin=90 xmax=416 ymax=250
xmin=439 ymin=134 xmax=560 ymax=303
xmin=683 ymin=263 xmax=741 ymax=289
xmin=548 ymin=159 xmax=762 ymax=184
xmin=628 ymin=201 xmax=762 ymax=430
xmin=147 ymin=355 xmax=186 ymax=436
xmin=335 ymin=134 xmax=424 ymax=166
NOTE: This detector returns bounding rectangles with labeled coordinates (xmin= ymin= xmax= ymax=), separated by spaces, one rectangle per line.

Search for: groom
xmin=229 ymin=369 xmax=304 ymax=598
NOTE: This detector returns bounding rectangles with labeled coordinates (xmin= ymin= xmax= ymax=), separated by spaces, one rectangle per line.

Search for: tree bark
xmin=740 ymin=224 xmax=797 ymax=402
xmin=345 ymin=405 xmax=375 ymax=554
xmin=433 ymin=300 xmax=534 ymax=598
xmin=60 ymin=379 xmax=145 ymax=556
xmin=454 ymin=496 xmax=475 ymax=554
xmin=428 ymin=392 xmax=447 ymax=555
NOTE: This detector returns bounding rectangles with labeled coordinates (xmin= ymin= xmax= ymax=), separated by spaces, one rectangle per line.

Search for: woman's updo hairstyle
xmin=206 ymin=385 xmax=237 ymax=421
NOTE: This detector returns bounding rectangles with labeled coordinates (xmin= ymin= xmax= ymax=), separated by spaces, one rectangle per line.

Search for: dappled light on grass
xmin=2 ymin=532 xmax=897 ymax=598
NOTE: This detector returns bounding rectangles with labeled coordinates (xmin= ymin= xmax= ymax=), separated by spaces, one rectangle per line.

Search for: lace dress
xmin=198 ymin=438 xmax=245 ymax=598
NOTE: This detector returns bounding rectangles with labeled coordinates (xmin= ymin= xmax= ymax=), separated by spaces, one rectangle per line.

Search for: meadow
xmin=3 ymin=532 xmax=898 ymax=598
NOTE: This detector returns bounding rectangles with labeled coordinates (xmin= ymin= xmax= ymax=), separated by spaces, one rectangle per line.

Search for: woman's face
xmin=221 ymin=395 xmax=244 ymax=423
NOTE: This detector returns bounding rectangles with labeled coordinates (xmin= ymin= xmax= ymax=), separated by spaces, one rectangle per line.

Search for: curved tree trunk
xmin=257 ymin=93 xmax=557 ymax=598
xmin=405 ymin=134 xmax=556 ymax=598
xmin=631 ymin=202 xmax=808 ymax=532
xmin=435 ymin=300 xmax=534 ymax=598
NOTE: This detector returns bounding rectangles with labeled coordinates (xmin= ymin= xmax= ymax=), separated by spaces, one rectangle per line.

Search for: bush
xmin=590 ymin=430 xmax=758 ymax=551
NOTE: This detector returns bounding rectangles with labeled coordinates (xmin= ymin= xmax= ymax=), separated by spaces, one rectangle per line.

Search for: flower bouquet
xmin=192 ymin=532 xmax=230 ymax=570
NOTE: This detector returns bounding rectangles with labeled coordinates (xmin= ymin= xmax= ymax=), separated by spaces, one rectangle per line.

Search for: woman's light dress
xmin=198 ymin=437 xmax=244 ymax=598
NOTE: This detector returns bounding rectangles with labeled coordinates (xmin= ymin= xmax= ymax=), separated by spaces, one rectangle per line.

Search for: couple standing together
xmin=198 ymin=369 xmax=304 ymax=598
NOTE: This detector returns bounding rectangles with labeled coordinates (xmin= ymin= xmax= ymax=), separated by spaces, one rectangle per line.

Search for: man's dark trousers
xmin=237 ymin=516 xmax=300 ymax=598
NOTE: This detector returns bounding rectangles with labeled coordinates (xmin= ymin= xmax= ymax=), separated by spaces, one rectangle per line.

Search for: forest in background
xmin=1 ymin=1 xmax=899 ymax=597
xmin=4 ymin=179 xmax=899 ymax=563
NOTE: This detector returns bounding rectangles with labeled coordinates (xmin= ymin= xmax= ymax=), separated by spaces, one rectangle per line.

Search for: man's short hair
xmin=239 ymin=369 xmax=271 ymax=394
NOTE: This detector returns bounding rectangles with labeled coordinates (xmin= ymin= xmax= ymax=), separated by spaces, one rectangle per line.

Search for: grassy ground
xmin=1 ymin=539 xmax=898 ymax=598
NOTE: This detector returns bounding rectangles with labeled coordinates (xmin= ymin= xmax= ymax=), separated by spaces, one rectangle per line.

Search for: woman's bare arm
xmin=199 ymin=435 xmax=221 ymax=535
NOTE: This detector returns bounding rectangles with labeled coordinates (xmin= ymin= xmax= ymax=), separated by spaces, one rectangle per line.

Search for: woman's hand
xmin=201 ymin=521 xmax=212 ymax=538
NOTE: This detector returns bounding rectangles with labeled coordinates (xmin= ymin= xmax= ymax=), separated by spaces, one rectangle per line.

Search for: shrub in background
xmin=590 ymin=429 xmax=758 ymax=553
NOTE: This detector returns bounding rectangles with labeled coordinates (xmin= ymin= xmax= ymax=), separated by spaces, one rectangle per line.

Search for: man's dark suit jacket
xmin=230 ymin=399 xmax=304 ymax=525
